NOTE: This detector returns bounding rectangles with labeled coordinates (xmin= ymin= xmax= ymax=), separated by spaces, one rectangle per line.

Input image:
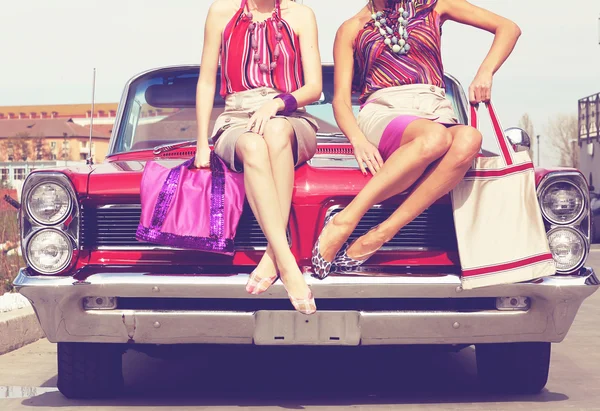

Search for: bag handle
xmin=149 ymin=151 xmax=226 ymax=240
xmin=470 ymin=102 xmax=514 ymax=167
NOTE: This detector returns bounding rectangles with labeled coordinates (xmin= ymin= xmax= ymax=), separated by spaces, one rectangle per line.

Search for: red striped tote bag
xmin=451 ymin=103 xmax=556 ymax=290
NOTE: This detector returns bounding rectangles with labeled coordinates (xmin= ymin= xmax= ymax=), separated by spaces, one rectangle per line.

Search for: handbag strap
xmin=470 ymin=103 xmax=514 ymax=167
xmin=149 ymin=152 xmax=226 ymax=241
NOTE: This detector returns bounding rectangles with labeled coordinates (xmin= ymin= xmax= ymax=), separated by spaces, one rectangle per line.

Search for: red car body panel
xmin=29 ymin=144 xmax=575 ymax=275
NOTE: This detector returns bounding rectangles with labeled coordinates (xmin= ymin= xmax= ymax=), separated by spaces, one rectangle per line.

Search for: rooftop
xmin=0 ymin=118 xmax=111 ymax=139
xmin=0 ymin=103 xmax=118 ymax=120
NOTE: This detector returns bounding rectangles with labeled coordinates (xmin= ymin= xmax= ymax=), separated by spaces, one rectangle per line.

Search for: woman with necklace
xmin=195 ymin=0 xmax=322 ymax=314
xmin=312 ymin=0 xmax=521 ymax=277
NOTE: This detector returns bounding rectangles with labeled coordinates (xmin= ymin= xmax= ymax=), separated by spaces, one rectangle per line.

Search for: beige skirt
xmin=212 ymin=87 xmax=319 ymax=172
xmin=357 ymin=84 xmax=459 ymax=148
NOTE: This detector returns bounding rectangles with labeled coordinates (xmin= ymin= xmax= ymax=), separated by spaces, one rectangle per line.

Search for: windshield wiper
xmin=153 ymin=133 xmax=346 ymax=155
xmin=152 ymin=140 xmax=197 ymax=155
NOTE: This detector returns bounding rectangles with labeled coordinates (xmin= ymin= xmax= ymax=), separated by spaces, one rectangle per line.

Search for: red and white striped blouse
xmin=220 ymin=0 xmax=304 ymax=97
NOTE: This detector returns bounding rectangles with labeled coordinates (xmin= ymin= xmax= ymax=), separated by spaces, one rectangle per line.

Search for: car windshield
xmin=111 ymin=66 xmax=468 ymax=155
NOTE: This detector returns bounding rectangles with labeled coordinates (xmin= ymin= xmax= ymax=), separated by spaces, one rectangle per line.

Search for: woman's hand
xmin=439 ymin=0 xmax=521 ymax=105
xmin=469 ymin=70 xmax=493 ymax=104
xmin=247 ymin=99 xmax=284 ymax=135
xmin=194 ymin=144 xmax=211 ymax=169
xmin=352 ymin=136 xmax=384 ymax=176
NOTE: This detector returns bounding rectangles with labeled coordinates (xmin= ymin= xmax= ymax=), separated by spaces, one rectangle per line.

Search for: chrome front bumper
xmin=14 ymin=268 xmax=599 ymax=346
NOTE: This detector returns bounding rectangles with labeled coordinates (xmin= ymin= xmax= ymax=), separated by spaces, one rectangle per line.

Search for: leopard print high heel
xmin=311 ymin=215 xmax=337 ymax=279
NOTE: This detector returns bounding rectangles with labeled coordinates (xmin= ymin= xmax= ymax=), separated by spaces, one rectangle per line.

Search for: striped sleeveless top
xmin=220 ymin=0 xmax=304 ymax=97
xmin=353 ymin=0 xmax=445 ymax=103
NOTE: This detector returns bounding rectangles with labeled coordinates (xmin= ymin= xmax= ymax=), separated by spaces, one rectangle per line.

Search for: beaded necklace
xmin=242 ymin=0 xmax=284 ymax=73
xmin=369 ymin=0 xmax=413 ymax=55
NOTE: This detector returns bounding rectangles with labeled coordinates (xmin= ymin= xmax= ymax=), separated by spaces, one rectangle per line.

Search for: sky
xmin=1 ymin=0 xmax=600 ymax=166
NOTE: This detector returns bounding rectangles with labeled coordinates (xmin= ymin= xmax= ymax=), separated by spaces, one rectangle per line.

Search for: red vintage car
xmin=14 ymin=65 xmax=598 ymax=399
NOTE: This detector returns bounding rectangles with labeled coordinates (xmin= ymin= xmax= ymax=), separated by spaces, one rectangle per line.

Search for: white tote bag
xmin=451 ymin=103 xmax=556 ymax=290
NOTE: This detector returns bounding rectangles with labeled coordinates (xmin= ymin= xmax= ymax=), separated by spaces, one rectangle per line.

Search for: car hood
xmin=85 ymin=158 xmax=575 ymax=200
xmin=87 ymin=158 xmax=375 ymax=203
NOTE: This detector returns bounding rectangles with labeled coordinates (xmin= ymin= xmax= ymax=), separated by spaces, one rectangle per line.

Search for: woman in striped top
xmin=312 ymin=0 xmax=521 ymax=277
xmin=195 ymin=0 xmax=322 ymax=314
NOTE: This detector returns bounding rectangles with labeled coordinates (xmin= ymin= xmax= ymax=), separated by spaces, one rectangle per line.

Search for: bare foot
xmin=346 ymin=226 xmax=389 ymax=261
xmin=317 ymin=215 xmax=355 ymax=263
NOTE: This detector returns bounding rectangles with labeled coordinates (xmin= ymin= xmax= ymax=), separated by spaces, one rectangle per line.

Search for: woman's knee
xmin=236 ymin=132 xmax=268 ymax=167
xmin=451 ymin=128 xmax=483 ymax=165
xmin=263 ymin=119 xmax=294 ymax=154
xmin=416 ymin=126 xmax=453 ymax=161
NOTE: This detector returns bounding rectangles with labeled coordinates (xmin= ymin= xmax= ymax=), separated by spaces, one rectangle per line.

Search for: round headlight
xmin=547 ymin=227 xmax=587 ymax=273
xmin=26 ymin=229 xmax=73 ymax=274
xmin=540 ymin=181 xmax=585 ymax=224
xmin=27 ymin=182 xmax=72 ymax=225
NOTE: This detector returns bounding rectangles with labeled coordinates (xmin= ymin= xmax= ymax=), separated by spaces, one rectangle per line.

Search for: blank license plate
xmin=254 ymin=311 xmax=361 ymax=346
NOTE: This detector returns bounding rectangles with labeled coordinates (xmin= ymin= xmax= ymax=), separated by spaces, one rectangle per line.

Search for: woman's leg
xmin=317 ymin=120 xmax=454 ymax=263
xmin=345 ymin=125 xmax=483 ymax=259
xmin=251 ymin=119 xmax=297 ymax=280
xmin=236 ymin=131 xmax=309 ymax=299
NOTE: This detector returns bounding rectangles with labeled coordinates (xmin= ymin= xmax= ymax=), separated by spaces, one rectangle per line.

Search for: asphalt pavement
xmin=0 ymin=249 xmax=599 ymax=410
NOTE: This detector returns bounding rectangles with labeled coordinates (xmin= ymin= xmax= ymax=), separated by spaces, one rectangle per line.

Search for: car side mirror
xmin=505 ymin=127 xmax=531 ymax=152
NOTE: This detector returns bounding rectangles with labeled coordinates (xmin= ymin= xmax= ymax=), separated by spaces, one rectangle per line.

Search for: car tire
xmin=57 ymin=342 xmax=124 ymax=399
xmin=476 ymin=342 xmax=550 ymax=394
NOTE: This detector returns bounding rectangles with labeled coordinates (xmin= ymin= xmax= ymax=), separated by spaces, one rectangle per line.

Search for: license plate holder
xmin=254 ymin=311 xmax=361 ymax=346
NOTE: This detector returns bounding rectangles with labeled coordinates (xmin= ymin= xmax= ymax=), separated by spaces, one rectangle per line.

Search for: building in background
xmin=0 ymin=103 xmax=117 ymax=189
xmin=578 ymin=93 xmax=599 ymax=190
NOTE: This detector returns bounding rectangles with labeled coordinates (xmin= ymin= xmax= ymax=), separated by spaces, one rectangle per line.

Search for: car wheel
xmin=57 ymin=342 xmax=124 ymax=399
xmin=476 ymin=342 xmax=550 ymax=394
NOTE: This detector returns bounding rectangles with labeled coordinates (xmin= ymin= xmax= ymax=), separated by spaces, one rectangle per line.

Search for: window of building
xmin=50 ymin=141 xmax=57 ymax=149
xmin=80 ymin=153 xmax=87 ymax=161
xmin=14 ymin=168 xmax=26 ymax=180
xmin=51 ymin=153 xmax=57 ymax=160
xmin=1 ymin=169 xmax=9 ymax=182
xmin=7 ymin=141 xmax=14 ymax=161
xmin=81 ymin=140 xmax=87 ymax=148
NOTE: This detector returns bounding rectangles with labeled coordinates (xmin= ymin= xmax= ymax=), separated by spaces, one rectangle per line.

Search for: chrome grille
xmin=80 ymin=204 xmax=456 ymax=251
xmin=327 ymin=205 xmax=457 ymax=251
xmin=80 ymin=205 xmax=268 ymax=249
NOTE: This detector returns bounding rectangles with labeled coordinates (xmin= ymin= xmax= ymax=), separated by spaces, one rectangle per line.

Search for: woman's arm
xmin=247 ymin=5 xmax=322 ymax=135
xmin=332 ymin=19 xmax=384 ymax=175
xmin=195 ymin=2 xmax=226 ymax=168
xmin=289 ymin=5 xmax=322 ymax=107
xmin=438 ymin=0 xmax=521 ymax=104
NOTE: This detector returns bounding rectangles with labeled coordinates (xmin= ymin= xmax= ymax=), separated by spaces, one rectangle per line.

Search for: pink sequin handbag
xmin=136 ymin=152 xmax=246 ymax=255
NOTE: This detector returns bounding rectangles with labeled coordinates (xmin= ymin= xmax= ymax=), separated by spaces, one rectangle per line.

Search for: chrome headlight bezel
xmin=20 ymin=172 xmax=79 ymax=275
xmin=537 ymin=171 xmax=591 ymax=275
xmin=25 ymin=181 xmax=73 ymax=226
xmin=546 ymin=226 xmax=588 ymax=274
xmin=537 ymin=172 xmax=591 ymax=235
xmin=25 ymin=228 xmax=75 ymax=275
xmin=538 ymin=179 xmax=586 ymax=226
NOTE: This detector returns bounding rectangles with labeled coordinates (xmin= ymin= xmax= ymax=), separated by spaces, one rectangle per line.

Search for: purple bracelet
xmin=274 ymin=93 xmax=298 ymax=116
